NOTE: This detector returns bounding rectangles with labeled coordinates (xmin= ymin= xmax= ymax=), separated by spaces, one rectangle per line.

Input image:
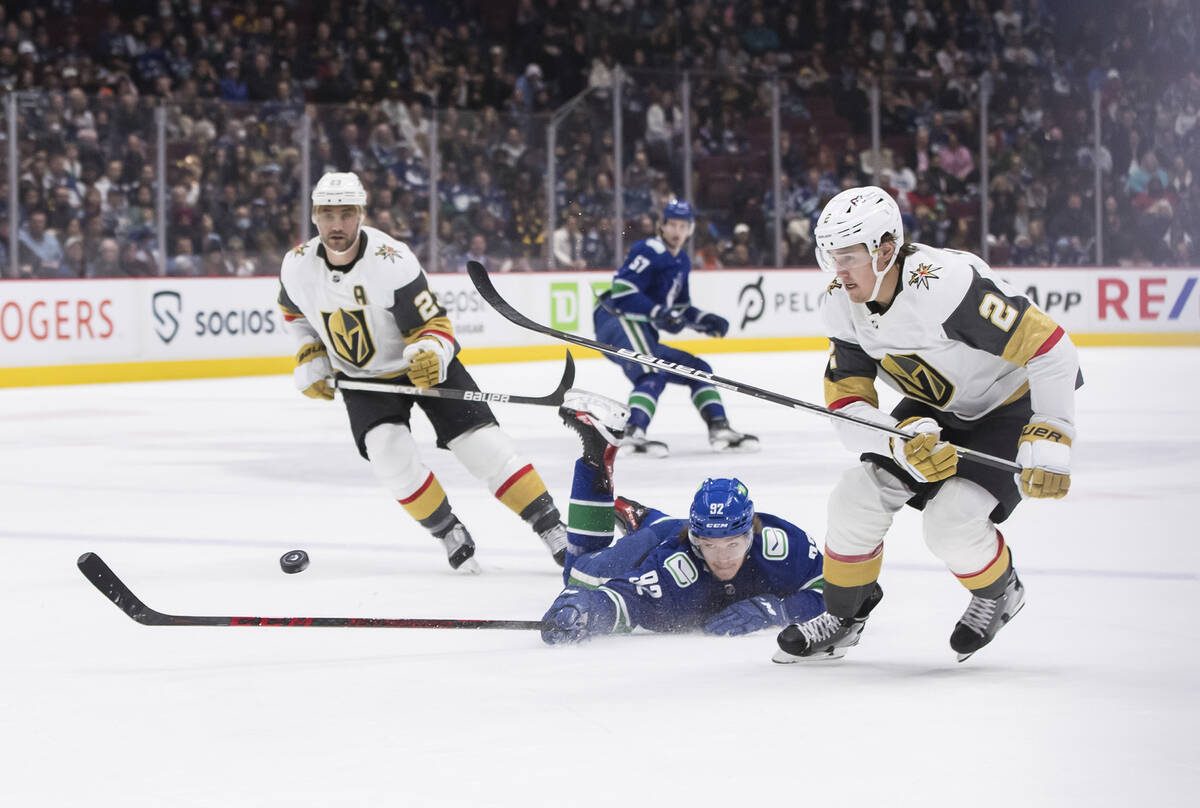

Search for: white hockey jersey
xmin=822 ymin=243 xmax=1078 ymax=450
xmin=277 ymin=225 xmax=454 ymax=378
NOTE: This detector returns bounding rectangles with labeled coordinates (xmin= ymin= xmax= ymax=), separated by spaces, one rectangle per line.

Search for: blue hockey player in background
xmin=594 ymin=199 xmax=758 ymax=457
xmin=540 ymin=391 xmax=847 ymax=646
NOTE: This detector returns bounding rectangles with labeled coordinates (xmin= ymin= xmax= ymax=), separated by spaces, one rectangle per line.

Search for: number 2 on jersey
xmin=414 ymin=289 xmax=439 ymax=322
xmin=978 ymin=293 xmax=1017 ymax=331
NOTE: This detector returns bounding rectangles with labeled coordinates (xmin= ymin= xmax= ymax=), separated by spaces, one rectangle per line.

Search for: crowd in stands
xmin=1 ymin=0 xmax=1196 ymax=278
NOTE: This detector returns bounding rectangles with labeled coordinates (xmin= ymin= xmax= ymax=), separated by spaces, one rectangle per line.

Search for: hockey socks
xmin=565 ymin=458 xmax=617 ymax=565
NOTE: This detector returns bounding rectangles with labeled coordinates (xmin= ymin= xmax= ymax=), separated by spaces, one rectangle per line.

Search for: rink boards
xmin=2 ymin=266 xmax=1198 ymax=387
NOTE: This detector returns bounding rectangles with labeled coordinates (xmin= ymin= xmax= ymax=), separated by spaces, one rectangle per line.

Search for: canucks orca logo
xmin=322 ymin=308 xmax=376 ymax=367
xmin=880 ymin=353 xmax=954 ymax=407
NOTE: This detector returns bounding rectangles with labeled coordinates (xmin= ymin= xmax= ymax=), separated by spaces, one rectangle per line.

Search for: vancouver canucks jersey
xmin=603 ymin=237 xmax=692 ymax=320
xmin=277 ymin=225 xmax=455 ymax=379
xmin=567 ymin=511 xmax=825 ymax=633
xmin=822 ymin=243 xmax=1078 ymax=431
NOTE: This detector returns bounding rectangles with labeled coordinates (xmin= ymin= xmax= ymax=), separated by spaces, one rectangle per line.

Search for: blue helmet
xmin=662 ymin=198 xmax=694 ymax=223
xmin=689 ymin=478 xmax=754 ymax=545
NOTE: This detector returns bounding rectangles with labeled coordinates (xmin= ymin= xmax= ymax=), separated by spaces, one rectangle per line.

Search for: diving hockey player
xmin=277 ymin=171 xmax=568 ymax=573
xmin=539 ymin=390 xmax=827 ymax=644
xmin=593 ymin=199 xmax=758 ymax=457
xmin=774 ymin=186 xmax=1079 ymax=663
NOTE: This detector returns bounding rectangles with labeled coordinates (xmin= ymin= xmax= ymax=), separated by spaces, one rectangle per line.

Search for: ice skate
xmin=951 ymin=569 xmax=1025 ymax=662
xmin=772 ymin=584 xmax=883 ymax=662
xmin=559 ymin=389 xmax=628 ymax=464
xmin=613 ymin=496 xmax=651 ymax=535
xmin=538 ymin=520 xmax=569 ymax=567
xmin=707 ymin=418 xmax=761 ymax=453
xmin=437 ymin=521 xmax=480 ymax=574
xmin=619 ymin=426 xmax=670 ymax=458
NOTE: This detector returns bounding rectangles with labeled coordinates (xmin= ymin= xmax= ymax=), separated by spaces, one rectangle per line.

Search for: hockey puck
xmin=280 ymin=550 xmax=310 ymax=574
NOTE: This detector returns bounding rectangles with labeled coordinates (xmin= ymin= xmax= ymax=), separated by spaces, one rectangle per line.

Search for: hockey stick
xmin=466 ymin=261 xmax=1020 ymax=474
xmin=336 ymin=351 xmax=575 ymax=406
xmin=77 ymin=553 xmax=549 ymax=630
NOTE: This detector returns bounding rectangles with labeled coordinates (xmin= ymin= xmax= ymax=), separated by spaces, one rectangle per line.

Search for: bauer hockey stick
xmin=78 ymin=553 xmax=549 ymax=630
xmin=337 ymin=351 xmax=575 ymax=406
xmin=466 ymin=261 xmax=1020 ymax=474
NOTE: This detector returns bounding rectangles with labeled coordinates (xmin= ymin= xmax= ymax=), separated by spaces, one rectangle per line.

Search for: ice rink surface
xmin=3 ymin=347 xmax=1198 ymax=807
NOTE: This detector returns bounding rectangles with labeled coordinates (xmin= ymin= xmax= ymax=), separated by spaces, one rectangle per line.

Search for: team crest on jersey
xmin=374 ymin=244 xmax=401 ymax=263
xmin=321 ymin=308 xmax=376 ymax=367
xmin=826 ymin=278 xmax=843 ymax=295
xmin=289 ymin=243 xmax=308 ymax=257
xmin=880 ymin=353 xmax=954 ymax=408
xmin=908 ymin=262 xmax=940 ymax=290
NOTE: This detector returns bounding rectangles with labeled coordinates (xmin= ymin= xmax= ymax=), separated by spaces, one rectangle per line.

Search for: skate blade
xmin=452 ymin=557 xmax=482 ymax=575
xmin=711 ymin=436 xmax=761 ymax=454
xmin=771 ymin=646 xmax=848 ymax=663
xmin=618 ymin=443 xmax=669 ymax=458
xmin=955 ymin=599 xmax=1026 ymax=662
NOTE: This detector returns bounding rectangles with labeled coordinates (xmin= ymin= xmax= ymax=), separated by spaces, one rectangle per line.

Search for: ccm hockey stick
xmin=466 ymin=261 xmax=1020 ymax=474
xmin=78 ymin=552 xmax=548 ymax=630
xmin=337 ymin=350 xmax=575 ymax=406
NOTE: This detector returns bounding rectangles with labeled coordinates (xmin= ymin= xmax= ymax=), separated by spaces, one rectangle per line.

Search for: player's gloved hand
xmin=683 ymin=306 xmax=729 ymax=337
xmin=650 ymin=304 xmax=687 ymax=334
xmin=294 ymin=341 xmax=335 ymax=400
xmin=1016 ymin=420 xmax=1072 ymax=498
xmin=401 ymin=337 xmax=451 ymax=388
xmin=889 ymin=416 xmax=958 ymax=483
xmin=703 ymin=595 xmax=789 ymax=636
xmin=540 ymin=588 xmax=617 ymax=645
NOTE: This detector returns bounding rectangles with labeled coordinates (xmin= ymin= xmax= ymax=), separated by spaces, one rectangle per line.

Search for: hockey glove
xmin=703 ymin=595 xmax=789 ymax=636
xmin=294 ymin=341 xmax=335 ymax=400
xmin=889 ymin=416 xmax=958 ymax=483
xmin=401 ymin=337 xmax=451 ymax=388
xmin=650 ymin=304 xmax=687 ymax=334
xmin=684 ymin=307 xmax=729 ymax=338
xmin=1016 ymin=420 xmax=1072 ymax=498
xmin=540 ymin=588 xmax=618 ymax=645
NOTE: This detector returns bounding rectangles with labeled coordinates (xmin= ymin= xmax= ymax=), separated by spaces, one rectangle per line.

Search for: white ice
xmin=2 ymin=348 xmax=1198 ymax=807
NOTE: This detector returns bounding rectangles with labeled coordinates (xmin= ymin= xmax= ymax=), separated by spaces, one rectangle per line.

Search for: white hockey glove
xmin=889 ymin=416 xmax=958 ymax=483
xmin=294 ymin=341 xmax=335 ymax=400
xmin=1016 ymin=420 xmax=1072 ymax=499
xmin=402 ymin=337 xmax=452 ymax=388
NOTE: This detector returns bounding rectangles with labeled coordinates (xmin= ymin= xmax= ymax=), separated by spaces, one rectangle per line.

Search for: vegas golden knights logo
xmin=321 ymin=309 xmax=376 ymax=367
xmin=880 ymin=353 xmax=954 ymax=408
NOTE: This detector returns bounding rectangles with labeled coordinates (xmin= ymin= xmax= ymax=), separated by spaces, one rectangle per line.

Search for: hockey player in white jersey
xmin=277 ymin=172 xmax=568 ymax=572
xmin=774 ymin=186 xmax=1079 ymax=663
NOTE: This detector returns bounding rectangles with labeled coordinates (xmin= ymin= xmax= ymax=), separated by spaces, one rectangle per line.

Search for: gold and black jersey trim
xmin=942 ymin=267 xmax=1036 ymax=358
xmin=277 ymin=282 xmax=303 ymax=320
xmin=824 ymin=337 xmax=880 ymax=408
xmin=388 ymin=273 xmax=447 ymax=332
xmin=1001 ymin=310 xmax=1062 ymax=367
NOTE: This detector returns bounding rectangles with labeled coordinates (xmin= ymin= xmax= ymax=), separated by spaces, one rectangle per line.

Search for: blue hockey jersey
xmin=603 ymin=237 xmax=693 ymax=320
xmin=565 ymin=510 xmax=825 ymax=634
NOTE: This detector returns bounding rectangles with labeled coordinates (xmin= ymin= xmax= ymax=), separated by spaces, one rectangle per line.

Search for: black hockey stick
xmin=77 ymin=553 xmax=549 ymax=630
xmin=466 ymin=261 xmax=1020 ymax=474
xmin=336 ymin=350 xmax=575 ymax=406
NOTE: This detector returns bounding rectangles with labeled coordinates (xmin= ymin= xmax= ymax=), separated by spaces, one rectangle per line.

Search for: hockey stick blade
xmin=466 ymin=261 xmax=1019 ymax=474
xmin=77 ymin=553 xmax=549 ymax=630
xmin=337 ymin=350 xmax=575 ymax=406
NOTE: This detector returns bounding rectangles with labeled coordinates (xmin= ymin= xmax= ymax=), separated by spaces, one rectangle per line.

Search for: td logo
xmin=550 ymin=282 xmax=579 ymax=330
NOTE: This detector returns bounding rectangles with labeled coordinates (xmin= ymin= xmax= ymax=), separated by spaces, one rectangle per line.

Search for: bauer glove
xmin=294 ymin=341 xmax=335 ymax=400
xmin=540 ymin=588 xmax=618 ymax=645
xmin=703 ymin=595 xmax=789 ymax=636
xmin=1016 ymin=420 xmax=1072 ymax=498
xmin=889 ymin=416 xmax=958 ymax=483
xmin=401 ymin=337 xmax=451 ymax=388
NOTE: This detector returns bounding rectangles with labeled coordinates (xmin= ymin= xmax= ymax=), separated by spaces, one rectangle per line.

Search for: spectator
xmin=552 ymin=213 xmax=586 ymax=270
xmin=18 ymin=211 xmax=63 ymax=278
xmin=86 ymin=238 xmax=124 ymax=278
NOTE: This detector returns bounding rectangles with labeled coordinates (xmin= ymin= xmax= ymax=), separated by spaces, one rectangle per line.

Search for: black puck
xmin=280 ymin=550 xmax=310 ymax=574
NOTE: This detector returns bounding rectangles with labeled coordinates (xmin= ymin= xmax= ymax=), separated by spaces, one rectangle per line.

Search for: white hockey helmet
xmin=814 ymin=186 xmax=904 ymax=301
xmin=311 ymin=171 xmax=368 ymax=211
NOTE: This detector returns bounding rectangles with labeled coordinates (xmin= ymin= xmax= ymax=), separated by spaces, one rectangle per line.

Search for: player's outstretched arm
xmin=540 ymin=588 xmax=619 ymax=645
